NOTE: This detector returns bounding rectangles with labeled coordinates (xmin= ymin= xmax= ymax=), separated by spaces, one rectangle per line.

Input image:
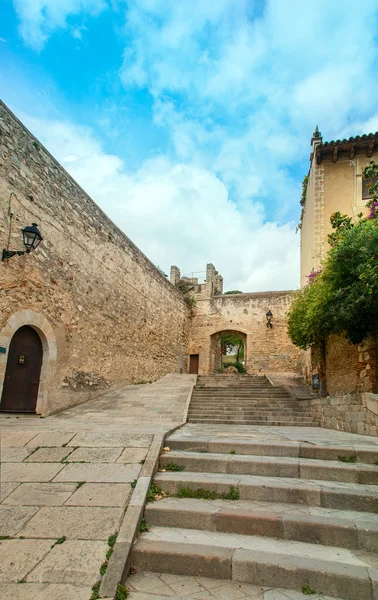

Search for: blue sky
xmin=1 ymin=0 xmax=378 ymax=291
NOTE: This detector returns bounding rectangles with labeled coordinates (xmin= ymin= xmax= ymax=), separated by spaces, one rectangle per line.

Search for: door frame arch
xmin=0 ymin=310 xmax=57 ymax=414
xmin=210 ymin=328 xmax=247 ymax=374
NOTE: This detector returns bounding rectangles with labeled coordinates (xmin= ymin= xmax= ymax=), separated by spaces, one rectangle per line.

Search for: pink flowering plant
xmin=307 ymin=269 xmax=322 ymax=284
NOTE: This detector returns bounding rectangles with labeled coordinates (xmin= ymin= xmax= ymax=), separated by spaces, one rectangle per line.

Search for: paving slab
xmin=0 ymin=447 xmax=34 ymax=462
xmin=20 ymin=506 xmax=123 ymax=539
xmin=25 ymin=431 xmax=76 ymax=447
xmin=0 ymin=431 xmax=39 ymax=447
xmin=53 ymin=462 xmax=141 ymax=483
xmin=3 ymin=482 xmax=77 ymax=506
xmin=1 ymin=463 xmax=65 ymax=482
xmin=1 ymin=583 xmax=92 ymax=600
xmin=64 ymin=482 xmax=131 ymax=506
xmin=25 ymin=446 xmax=74 ymax=462
xmin=68 ymin=431 xmax=153 ymax=447
xmin=27 ymin=540 xmax=107 ymax=584
xmin=66 ymin=446 xmax=123 ymax=462
xmin=117 ymin=447 xmax=149 ymax=463
xmin=0 ymin=539 xmax=52 ymax=582
xmin=0 ymin=505 xmax=38 ymax=536
xmin=0 ymin=482 xmax=19 ymax=502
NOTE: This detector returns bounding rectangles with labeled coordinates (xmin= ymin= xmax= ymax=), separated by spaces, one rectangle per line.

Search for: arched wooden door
xmin=0 ymin=326 xmax=43 ymax=413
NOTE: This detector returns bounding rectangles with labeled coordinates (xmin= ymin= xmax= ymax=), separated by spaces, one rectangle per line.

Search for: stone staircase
xmin=188 ymin=375 xmax=317 ymax=426
xmin=129 ymin=433 xmax=378 ymax=600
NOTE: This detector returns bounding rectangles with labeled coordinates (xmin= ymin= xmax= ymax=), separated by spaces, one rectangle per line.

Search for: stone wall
xmin=308 ymin=334 xmax=377 ymax=396
xmin=299 ymin=393 xmax=378 ymax=437
xmin=0 ymin=101 xmax=189 ymax=415
xmin=188 ymin=288 xmax=300 ymax=375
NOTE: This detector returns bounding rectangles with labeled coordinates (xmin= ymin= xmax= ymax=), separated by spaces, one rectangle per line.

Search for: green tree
xmin=224 ymin=290 xmax=243 ymax=294
xmin=221 ymin=334 xmax=244 ymax=361
xmin=288 ymin=162 xmax=378 ymax=348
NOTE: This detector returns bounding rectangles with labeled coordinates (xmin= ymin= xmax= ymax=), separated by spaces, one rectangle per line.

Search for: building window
xmin=362 ymin=177 xmax=378 ymax=199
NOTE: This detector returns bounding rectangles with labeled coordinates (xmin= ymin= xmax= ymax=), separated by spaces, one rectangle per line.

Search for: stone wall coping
xmin=212 ymin=290 xmax=297 ymax=299
xmin=0 ymin=100 xmax=186 ymax=303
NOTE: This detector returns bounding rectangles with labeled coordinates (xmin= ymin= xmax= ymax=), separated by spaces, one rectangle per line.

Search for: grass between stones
xmin=338 ymin=455 xmax=357 ymax=463
xmin=139 ymin=517 xmax=149 ymax=532
xmin=115 ymin=583 xmax=128 ymax=599
xmin=50 ymin=536 xmax=66 ymax=549
xmin=175 ymin=486 xmax=240 ymax=500
xmin=164 ymin=462 xmax=185 ymax=472
xmin=90 ymin=533 xmax=119 ymax=599
xmin=302 ymin=584 xmax=316 ymax=595
xmin=147 ymin=483 xmax=163 ymax=503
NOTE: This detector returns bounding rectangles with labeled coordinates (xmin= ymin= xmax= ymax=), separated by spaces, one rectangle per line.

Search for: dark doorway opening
xmin=189 ymin=354 xmax=199 ymax=374
xmin=0 ymin=326 xmax=43 ymax=413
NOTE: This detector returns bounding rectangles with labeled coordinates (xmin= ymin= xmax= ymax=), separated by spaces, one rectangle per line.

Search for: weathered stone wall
xmin=188 ymin=290 xmax=300 ymax=374
xmin=0 ymin=101 xmax=189 ymax=415
xmin=309 ymin=334 xmax=377 ymax=396
xmin=299 ymin=393 xmax=378 ymax=437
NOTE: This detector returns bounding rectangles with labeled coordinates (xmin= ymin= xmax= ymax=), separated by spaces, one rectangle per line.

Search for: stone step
xmin=190 ymin=398 xmax=301 ymax=408
xmin=188 ymin=418 xmax=312 ymax=422
xmin=191 ymin=396 xmax=294 ymax=401
xmin=191 ymin=399 xmax=293 ymax=403
xmin=165 ymin=437 xmax=378 ymax=464
xmin=126 ymin=573 xmax=349 ymax=600
xmin=193 ymin=388 xmax=291 ymax=398
xmin=188 ymin=418 xmax=318 ymax=426
xmin=145 ymin=497 xmax=378 ymax=551
xmin=159 ymin=451 xmax=378 ymax=485
xmin=188 ymin=408 xmax=307 ymax=414
xmin=154 ymin=471 xmax=378 ymax=512
xmin=132 ymin=529 xmax=377 ymax=600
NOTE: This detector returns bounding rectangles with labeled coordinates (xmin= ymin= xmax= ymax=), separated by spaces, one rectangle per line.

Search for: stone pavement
xmin=0 ymin=374 xmax=195 ymax=600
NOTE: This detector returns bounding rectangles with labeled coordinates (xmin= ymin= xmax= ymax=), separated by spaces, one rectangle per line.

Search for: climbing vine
xmin=296 ymin=174 xmax=309 ymax=232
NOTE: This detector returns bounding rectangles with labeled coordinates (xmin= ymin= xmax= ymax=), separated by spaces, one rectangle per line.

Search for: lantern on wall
xmin=1 ymin=199 xmax=43 ymax=260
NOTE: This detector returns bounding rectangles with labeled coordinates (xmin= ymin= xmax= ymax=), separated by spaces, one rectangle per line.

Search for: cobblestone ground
xmin=0 ymin=374 xmax=195 ymax=600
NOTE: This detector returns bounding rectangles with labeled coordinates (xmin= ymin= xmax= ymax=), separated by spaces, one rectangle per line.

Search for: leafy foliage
xmin=175 ymin=279 xmax=197 ymax=314
xmin=224 ymin=290 xmax=243 ymax=294
xmin=221 ymin=334 xmax=244 ymax=361
xmin=288 ymin=163 xmax=378 ymax=348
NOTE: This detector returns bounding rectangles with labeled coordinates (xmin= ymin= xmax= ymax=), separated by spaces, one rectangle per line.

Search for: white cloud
xmin=13 ymin=0 xmax=107 ymax=49
xmin=18 ymin=110 xmax=299 ymax=292
xmin=9 ymin=0 xmax=378 ymax=291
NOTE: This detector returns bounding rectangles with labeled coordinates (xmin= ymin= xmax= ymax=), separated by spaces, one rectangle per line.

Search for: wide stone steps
xmin=145 ymin=497 xmax=378 ymax=551
xmin=129 ymin=431 xmax=378 ymax=600
xmin=160 ymin=450 xmax=378 ymax=484
xmin=133 ymin=530 xmax=376 ymax=600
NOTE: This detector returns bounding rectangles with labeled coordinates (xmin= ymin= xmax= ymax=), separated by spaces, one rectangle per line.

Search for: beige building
xmin=171 ymin=264 xmax=300 ymax=376
xmin=300 ymin=127 xmax=378 ymax=286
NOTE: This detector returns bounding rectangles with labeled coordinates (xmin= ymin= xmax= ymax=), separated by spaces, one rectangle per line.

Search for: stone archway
xmin=0 ymin=310 xmax=57 ymax=414
xmin=210 ymin=329 xmax=247 ymax=374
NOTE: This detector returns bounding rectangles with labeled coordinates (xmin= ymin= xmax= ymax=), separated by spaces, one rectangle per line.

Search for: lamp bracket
xmin=2 ymin=249 xmax=28 ymax=261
